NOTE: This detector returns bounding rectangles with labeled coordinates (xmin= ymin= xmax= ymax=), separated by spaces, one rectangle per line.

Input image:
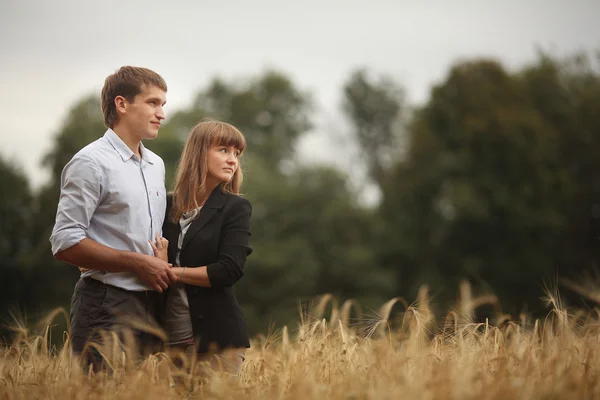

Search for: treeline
xmin=1 ymin=50 xmax=599 ymax=340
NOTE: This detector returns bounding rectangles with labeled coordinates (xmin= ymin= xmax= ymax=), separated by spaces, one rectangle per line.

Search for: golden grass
xmin=2 ymin=282 xmax=600 ymax=399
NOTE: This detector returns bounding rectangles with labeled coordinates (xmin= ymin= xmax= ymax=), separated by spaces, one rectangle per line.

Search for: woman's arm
xmin=172 ymin=266 xmax=211 ymax=287
xmin=174 ymin=197 xmax=252 ymax=288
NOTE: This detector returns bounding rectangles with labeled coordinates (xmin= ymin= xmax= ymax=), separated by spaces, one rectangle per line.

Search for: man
xmin=50 ymin=66 xmax=177 ymax=369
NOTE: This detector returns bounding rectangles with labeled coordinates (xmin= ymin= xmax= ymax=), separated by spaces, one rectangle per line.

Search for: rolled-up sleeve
xmin=49 ymin=155 xmax=102 ymax=255
xmin=206 ymin=198 xmax=253 ymax=288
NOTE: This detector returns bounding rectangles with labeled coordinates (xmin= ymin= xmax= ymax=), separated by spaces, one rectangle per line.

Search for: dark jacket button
xmin=197 ymin=314 xmax=204 ymax=320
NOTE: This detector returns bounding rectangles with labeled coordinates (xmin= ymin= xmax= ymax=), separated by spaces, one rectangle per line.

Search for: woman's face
xmin=206 ymin=144 xmax=241 ymax=183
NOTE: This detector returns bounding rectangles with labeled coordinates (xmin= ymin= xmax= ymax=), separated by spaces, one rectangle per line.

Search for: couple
xmin=49 ymin=66 xmax=251 ymax=375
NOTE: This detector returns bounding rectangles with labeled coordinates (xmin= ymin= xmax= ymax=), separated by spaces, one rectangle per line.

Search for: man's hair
xmin=101 ymin=66 xmax=167 ymax=128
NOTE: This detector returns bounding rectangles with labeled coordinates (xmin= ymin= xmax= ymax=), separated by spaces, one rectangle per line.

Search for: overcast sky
xmin=1 ymin=0 xmax=598 ymax=190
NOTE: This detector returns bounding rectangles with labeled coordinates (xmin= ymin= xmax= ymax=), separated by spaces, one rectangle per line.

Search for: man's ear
xmin=114 ymin=95 xmax=127 ymax=114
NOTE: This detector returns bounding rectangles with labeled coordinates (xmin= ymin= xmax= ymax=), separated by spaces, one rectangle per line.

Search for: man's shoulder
xmin=60 ymin=137 xmax=114 ymax=184
xmin=71 ymin=135 xmax=113 ymax=163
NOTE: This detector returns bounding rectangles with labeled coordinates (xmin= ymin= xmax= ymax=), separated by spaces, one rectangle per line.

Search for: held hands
xmin=149 ymin=235 xmax=186 ymax=285
xmin=75 ymin=234 xmax=177 ymax=293
xmin=137 ymin=255 xmax=177 ymax=293
xmin=140 ymin=232 xmax=176 ymax=292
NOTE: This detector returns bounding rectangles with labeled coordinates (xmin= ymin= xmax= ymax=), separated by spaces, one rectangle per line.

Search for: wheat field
xmin=1 ymin=284 xmax=599 ymax=400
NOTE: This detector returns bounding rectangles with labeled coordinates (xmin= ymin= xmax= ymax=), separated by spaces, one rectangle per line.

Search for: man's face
xmin=120 ymin=84 xmax=167 ymax=140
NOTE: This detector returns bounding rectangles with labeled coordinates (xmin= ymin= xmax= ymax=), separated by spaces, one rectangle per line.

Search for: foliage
xmin=1 ymin=50 xmax=599 ymax=340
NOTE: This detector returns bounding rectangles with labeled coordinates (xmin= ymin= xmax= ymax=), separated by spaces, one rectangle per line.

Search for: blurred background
xmin=1 ymin=0 xmax=600 ymax=342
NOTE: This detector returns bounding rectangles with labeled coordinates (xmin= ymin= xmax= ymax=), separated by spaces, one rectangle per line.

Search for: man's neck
xmin=112 ymin=125 xmax=142 ymax=159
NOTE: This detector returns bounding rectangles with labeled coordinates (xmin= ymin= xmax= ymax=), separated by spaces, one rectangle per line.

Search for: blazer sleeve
xmin=206 ymin=197 xmax=253 ymax=288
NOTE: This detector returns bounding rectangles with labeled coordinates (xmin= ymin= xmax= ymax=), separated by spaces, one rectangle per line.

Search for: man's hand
xmin=134 ymin=255 xmax=177 ymax=293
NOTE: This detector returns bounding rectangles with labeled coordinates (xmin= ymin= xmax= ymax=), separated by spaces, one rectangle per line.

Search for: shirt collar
xmin=139 ymin=141 xmax=154 ymax=164
xmin=104 ymin=129 xmax=154 ymax=164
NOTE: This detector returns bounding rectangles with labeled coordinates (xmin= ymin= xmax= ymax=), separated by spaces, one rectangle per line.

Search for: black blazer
xmin=162 ymin=187 xmax=252 ymax=353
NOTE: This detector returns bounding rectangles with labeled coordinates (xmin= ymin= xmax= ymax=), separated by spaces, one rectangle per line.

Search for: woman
xmin=152 ymin=119 xmax=252 ymax=375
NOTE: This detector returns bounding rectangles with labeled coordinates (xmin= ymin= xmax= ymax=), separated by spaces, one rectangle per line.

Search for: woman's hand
xmin=150 ymin=232 xmax=169 ymax=262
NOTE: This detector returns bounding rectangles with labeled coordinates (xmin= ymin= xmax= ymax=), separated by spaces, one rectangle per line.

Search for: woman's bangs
xmin=214 ymin=125 xmax=246 ymax=153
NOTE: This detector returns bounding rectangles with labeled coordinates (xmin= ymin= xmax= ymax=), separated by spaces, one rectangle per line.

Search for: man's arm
xmin=57 ymin=238 xmax=176 ymax=292
xmin=50 ymin=155 xmax=102 ymax=256
xmin=56 ymin=238 xmax=136 ymax=272
xmin=50 ymin=155 xmax=176 ymax=292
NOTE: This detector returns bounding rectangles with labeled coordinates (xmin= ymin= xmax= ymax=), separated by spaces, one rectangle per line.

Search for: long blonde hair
xmin=170 ymin=119 xmax=246 ymax=222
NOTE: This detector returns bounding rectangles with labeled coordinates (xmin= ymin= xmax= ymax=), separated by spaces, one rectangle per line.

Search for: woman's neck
xmin=200 ymin=178 xmax=220 ymax=206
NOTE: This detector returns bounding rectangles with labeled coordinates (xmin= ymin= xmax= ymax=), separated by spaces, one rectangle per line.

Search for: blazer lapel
xmin=181 ymin=187 xmax=227 ymax=251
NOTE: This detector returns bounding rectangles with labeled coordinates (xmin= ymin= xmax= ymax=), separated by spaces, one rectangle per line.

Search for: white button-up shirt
xmin=50 ymin=129 xmax=167 ymax=291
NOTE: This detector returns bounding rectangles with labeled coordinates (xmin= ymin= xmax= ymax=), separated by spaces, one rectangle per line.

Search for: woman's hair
xmin=170 ymin=119 xmax=246 ymax=222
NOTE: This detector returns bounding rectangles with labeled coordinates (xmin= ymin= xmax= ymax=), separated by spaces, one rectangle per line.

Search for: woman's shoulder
xmin=225 ymin=193 xmax=252 ymax=207
xmin=222 ymin=192 xmax=252 ymax=214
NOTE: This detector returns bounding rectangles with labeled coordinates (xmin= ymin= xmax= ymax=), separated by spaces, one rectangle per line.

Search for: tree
xmin=160 ymin=71 xmax=312 ymax=172
xmin=0 ymin=156 xmax=32 ymax=340
xmin=520 ymin=51 xmax=600 ymax=280
xmin=343 ymin=69 xmax=405 ymax=188
xmin=380 ymin=59 xmax=571 ymax=315
xmin=239 ymin=156 xmax=394 ymax=333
